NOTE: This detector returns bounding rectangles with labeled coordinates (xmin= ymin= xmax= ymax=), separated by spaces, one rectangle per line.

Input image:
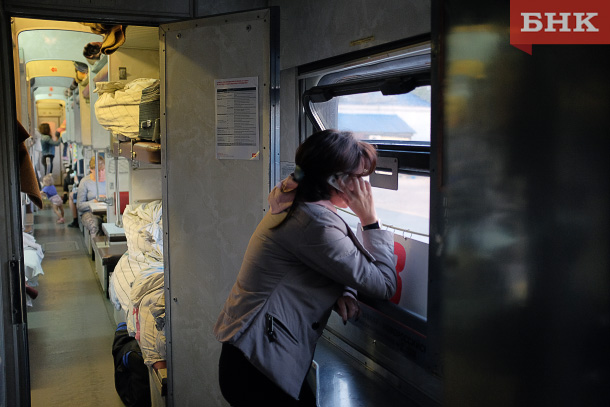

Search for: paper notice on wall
xmin=215 ymin=77 xmax=259 ymax=160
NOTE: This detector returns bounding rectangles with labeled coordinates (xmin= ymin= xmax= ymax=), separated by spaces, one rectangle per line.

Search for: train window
xmin=298 ymin=43 xmax=440 ymax=382
xmin=301 ymin=44 xmax=431 ymax=242
xmin=305 ymin=84 xmax=431 ymax=243
xmin=309 ymin=88 xmax=431 ymax=143
xmin=336 ymin=172 xmax=429 ymax=243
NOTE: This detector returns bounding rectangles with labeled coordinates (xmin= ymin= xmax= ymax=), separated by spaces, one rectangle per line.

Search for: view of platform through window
xmin=338 ymin=87 xmax=431 ymax=143
xmin=314 ymin=86 xmax=431 ymax=242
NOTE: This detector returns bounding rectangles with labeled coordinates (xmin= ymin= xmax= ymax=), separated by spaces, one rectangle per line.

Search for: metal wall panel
xmin=161 ymin=9 xmax=276 ymax=406
xmin=79 ymin=94 xmax=91 ymax=145
xmin=107 ymin=49 xmax=159 ymax=82
xmin=278 ymin=67 xmax=298 ymax=162
xmin=89 ymin=78 xmax=110 ymax=149
xmin=273 ymin=0 xmax=432 ymax=169
xmin=271 ymin=0 xmax=431 ymax=69
xmin=439 ymin=1 xmax=610 ymax=406
xmin=130 ymin=167 xmax=161 ymax=204
xmin=196 ymin=0 xmax=268 ymax=17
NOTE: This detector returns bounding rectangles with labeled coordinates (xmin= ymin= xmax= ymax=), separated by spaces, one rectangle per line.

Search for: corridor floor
xmin=27 ymin=205 xmax=125 ymax=406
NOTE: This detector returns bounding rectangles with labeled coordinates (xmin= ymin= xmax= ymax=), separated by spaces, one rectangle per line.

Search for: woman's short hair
xmin=294 ymin=129 xmax=377 ymax=203
xmin=39 ymin=123 xmax=51 ymax=136
xmin=42 ymin=174 xmax=53 ymax=187
xmin=89 ymin=155 xmax=105 ymax=170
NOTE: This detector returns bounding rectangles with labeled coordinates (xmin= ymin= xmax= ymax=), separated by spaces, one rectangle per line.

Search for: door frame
xmin=0 ymin=8 xmax=180 ymax=406
xmin=0 ymin=9 xmax=31 ymax=407
xmin=1 ymin=5 xmax=280 ymax=406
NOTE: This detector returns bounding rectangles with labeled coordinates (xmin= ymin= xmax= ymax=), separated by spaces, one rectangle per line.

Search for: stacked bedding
xmin=23 ymin=232 xmax=44 ymax=306
xmin=109 ymin=200 xmax=165 ymax=366
xmin=94 ymin=78 xmax=160 ymax=139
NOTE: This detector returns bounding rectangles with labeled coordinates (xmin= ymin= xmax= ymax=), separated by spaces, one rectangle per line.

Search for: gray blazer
xmin=214 ymin=202 xmax=397 ymax=399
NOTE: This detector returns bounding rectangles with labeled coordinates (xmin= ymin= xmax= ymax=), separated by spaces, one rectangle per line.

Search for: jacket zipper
xmin=265 ymin=313 xmax=299 ymax=344
xmin=266 ymin=313 xmax=277 ymax=342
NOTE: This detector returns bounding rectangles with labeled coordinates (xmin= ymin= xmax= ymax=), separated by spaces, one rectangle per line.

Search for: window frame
xmin=300 ymin=50 xmax=431 ymax=177
xmin=297 ymin=42 xmax=438 ymax=364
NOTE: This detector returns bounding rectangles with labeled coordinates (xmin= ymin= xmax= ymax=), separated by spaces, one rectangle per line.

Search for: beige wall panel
xmin=79 ymin=97 xmax=92 ymax=145
xmin=13 ymin=18 xmax=94 ymax=34
xmin=108 ymin=49 xmax=159 ymax=82
xmin=130 ymin=167 xmax=162 ymax=204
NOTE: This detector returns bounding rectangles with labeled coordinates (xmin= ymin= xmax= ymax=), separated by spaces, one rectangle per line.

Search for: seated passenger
xmin=62 ymin=163 xmax=76 ymax=203
xmin=214 ymin=129 xmax=397 ymax=406
xmin=77 ymin=156 xmax=106 ymax=236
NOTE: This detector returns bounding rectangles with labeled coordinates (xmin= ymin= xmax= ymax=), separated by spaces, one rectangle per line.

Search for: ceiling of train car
xmin=17 ymin=29 xmax=102 ymax=65
xmin=15 ymin=20 xmax=158 ymax=119
xmin=13 ymin=18 xmax=92 ymax=35
xmin=35 ymin=96 xmax=66 ymax=103
xmin=36 ymin=100 xmax=65 ymax=111
xmin=26 ymin=60 xmax=76 ymax=80
xmin=26 ymin=60 xmax=77 ymax=102
xmin=30 ymin=76 xmax=74 ymax=88
xmin=32 ymin=86 xmax=68 ymax=102
xmin=25 ymin=57 xmax=81 ymax=99
xmin=31 ymin=77 xmax=73 ymax=104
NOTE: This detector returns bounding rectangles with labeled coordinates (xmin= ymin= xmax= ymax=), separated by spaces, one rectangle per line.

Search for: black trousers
xmin=42 ymin=154 xmax=54 ymax=175
xmin=218 ymin=342 xmax=316 ymax=407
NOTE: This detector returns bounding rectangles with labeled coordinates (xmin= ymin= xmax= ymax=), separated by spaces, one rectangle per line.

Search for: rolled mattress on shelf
xmin=94 ymin=78 xmax=159 ymax=139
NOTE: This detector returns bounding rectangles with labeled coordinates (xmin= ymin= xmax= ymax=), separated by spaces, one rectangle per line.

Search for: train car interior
xmin=12 ymin=17 xmax=164 ymax=407
xmin=1 ymin=1 xmax=609 ymax=407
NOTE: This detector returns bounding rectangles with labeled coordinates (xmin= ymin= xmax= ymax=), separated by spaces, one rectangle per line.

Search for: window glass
xmin=313 ymin=86 xmax=432 ymax=241
xmin=337 ymin=173 xmax=430 ymax=244
xmin=300 ymin=45 xmax=436 ymax=369
xmin=311 ymin=86 xmax=431 ymax=143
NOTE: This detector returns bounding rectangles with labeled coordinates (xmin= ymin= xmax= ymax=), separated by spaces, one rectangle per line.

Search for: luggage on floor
xmin=112 ymin=322 xmax=151 ymax=407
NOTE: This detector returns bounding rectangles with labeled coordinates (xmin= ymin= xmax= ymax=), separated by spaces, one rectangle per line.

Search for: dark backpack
xmin=112 ymin=322 xmax=152 ymax=407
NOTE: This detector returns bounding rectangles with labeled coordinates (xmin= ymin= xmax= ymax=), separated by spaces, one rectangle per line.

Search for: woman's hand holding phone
xmin=337 ymin=175 xmax=377 ymax=226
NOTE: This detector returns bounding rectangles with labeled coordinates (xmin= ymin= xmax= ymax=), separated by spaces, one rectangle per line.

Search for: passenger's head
xmin=293 ymin=129 xmax=377 ymax=203
xmin=42 ymin=174 xmax=53 ymax=187
xmin=89 ymin=155 xmax=106 ymax=181
xmin=39 ymin=123 xmax=51 ymax=136
xmin=89 ymin=155 xmax=105 ymax=171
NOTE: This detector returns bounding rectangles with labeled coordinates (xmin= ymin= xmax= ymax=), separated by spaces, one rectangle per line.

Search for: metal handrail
xmin=337 ymin=207 xmax=429 ymax=238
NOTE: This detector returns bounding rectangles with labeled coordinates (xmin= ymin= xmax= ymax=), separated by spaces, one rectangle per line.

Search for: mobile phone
xmin=327 ymin=173 xmax=348 ymax=192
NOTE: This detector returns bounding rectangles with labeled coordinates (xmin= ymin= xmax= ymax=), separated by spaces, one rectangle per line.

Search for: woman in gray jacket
xmin=214 ymin=129 xmax=397 ymax=406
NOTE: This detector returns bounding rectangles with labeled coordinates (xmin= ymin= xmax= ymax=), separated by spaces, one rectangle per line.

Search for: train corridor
xmin=26 ymin=202 xmax=124 ymax=406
